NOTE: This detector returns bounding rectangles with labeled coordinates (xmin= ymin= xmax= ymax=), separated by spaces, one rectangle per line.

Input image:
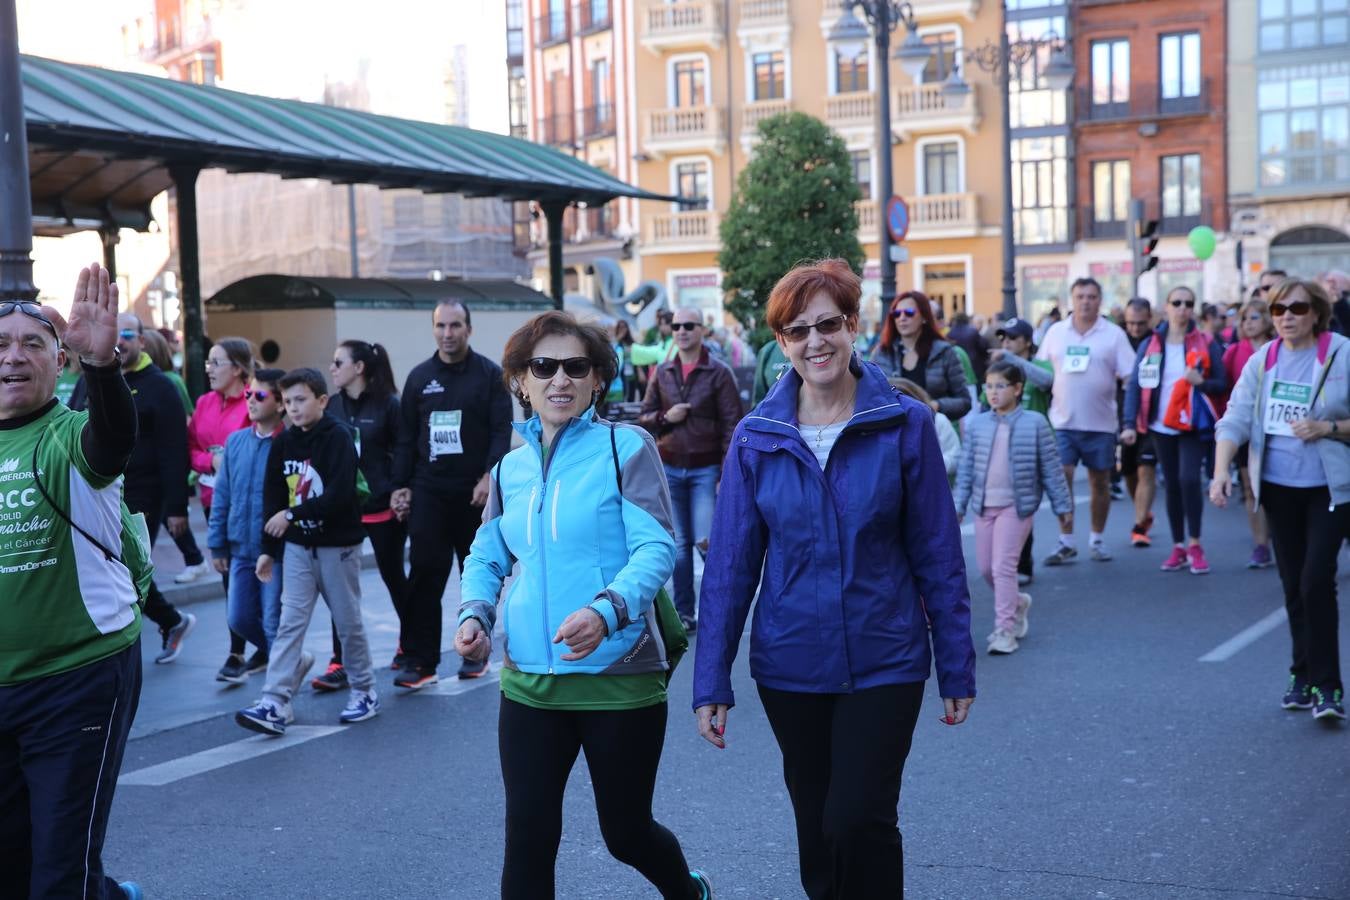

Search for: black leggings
xmin=1261 ymin=482 xmax=1347 ymax=692
xmin=1151 ymin=431 xmax=1207 ymax=544
xmin=758 ymin=681 xmax=925 ymax=900
xmin=498 ymin=697 xmax=697 ymax=900
xmin=331 ymin=518 xmax=408 ymax=664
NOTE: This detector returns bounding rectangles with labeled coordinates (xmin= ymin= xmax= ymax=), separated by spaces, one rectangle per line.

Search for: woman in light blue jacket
xmin=453 ymin=311 xmax=712 ymax=900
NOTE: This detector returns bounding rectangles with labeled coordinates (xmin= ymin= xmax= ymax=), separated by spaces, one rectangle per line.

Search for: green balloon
xmin=1188 ymin=226 xmax=1216 ymax=261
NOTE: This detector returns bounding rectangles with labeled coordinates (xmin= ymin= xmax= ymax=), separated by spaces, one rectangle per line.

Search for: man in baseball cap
xmin=995 ymin=317 xmax=1035 ymax=343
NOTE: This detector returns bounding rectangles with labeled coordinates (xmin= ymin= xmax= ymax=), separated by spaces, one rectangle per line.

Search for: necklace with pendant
xmin=811 ymin=391 xmax=856 ymax=450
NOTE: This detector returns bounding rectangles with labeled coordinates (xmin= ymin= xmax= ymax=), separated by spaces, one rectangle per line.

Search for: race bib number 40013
xmin=1264 ymin=380 xmax=1313 ymax=438
xmin=1064 ymin=345 xmax=1091 ymax=374
xmin=429 ymin=410 xmax=464 ymax=459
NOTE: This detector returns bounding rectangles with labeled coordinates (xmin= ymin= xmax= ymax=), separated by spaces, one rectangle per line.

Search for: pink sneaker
xmin=1187 ymin=544 xmax=1210 ymax=574
xmin=1160 ymin=545 xmax=1188 ymax=571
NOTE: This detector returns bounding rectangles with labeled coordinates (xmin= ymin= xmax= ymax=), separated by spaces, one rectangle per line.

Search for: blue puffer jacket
xmin=458 ymin=409 xmax=677 ymax=676
xmin=692 ymin=358 xmax=976 ymax=710
xmin=207 ymin=424 xmax=280 ymax=560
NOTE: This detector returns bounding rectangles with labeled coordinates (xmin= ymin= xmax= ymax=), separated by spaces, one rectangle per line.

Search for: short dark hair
xmin=434 ymin=299 xmax=471 ymax=327
xmin=1070 ymin=277 xmax=1103 ymax=299
xmin=987 ymin=359 xmax=1026 ymax=386
xmin=501 ymin=311 xmax=617 ymax=403
xmin=1125 ymin=298 xmax=1153 ymax=316
xmin=254 ymin=367 xmax=285 ymax=394
xmin=279 ymin=367 xmax=328 ymax=398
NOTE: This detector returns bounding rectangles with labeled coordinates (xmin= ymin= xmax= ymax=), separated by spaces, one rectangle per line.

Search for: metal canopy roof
xmin=22 ymin=53 xmax=674 ymax=236
xmin=207 ymin=274 xmax=554 ymax=311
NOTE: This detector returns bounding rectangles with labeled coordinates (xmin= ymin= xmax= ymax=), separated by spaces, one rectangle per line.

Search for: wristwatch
xmin=284 ymin=510 xmax=294 ymax=521
xmin=79 ymin=346 xmax=122 ymax=368
xmin=1333 ymin=421 xmax=1340 ymax=435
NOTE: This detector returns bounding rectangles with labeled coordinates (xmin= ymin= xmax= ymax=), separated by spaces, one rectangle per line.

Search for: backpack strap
xmin=608 ymin=422 xmax=622 ymax=494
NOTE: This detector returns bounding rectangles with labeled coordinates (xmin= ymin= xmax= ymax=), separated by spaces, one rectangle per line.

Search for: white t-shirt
xmin=1037 ymin=316 xmax=1137 ymax=434
xmin=1150 ymin=342 xmax=1188 ymax=436
xmin=808 ymin=421 xmax=848 ymax=470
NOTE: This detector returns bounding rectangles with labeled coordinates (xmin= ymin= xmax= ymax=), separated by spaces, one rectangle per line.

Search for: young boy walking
xmin=236 ymin=368 xmax=379 ymax=734
xmin=208 ymin=368 xmax=286 ymax=684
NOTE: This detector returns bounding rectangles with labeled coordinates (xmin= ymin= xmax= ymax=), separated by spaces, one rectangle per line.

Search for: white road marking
xmin=1198 ymin=607 xmax=1288 ymax=663
xmin=119 ymin=726 xmax=344 ymax=786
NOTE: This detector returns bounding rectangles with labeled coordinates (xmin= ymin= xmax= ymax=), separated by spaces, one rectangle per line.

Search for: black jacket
xmin=392 ymin=350 xmax=513 ymax=496
xmin=69 ymin=361 xmax=188 ymax=517
xmin=329 ymin=389 xmax=401 ymax=515
xmin=261 ymin=416 xmax=365 ymax=556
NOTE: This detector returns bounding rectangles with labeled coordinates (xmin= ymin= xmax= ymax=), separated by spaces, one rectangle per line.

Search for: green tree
xmin=718 ymin=111 xmax=865 ymax=346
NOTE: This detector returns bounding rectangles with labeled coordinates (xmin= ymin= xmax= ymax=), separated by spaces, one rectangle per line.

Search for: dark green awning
xmin=22 ymin=54 xmax=674 ymax=235
xmin=207 ymin=274 xmax=554 ymax=312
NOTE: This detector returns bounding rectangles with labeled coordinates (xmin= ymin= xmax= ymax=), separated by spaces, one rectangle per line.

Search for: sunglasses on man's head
xmin=671 ymin=322 xmax=701 ymax=332
xmin=1271 ymin=301 xmax=1312 ymax=317
xmin=528 ymin=357 xmax=595 ymax=380
xmin=891 ymin=308 xmax=919 ymax=319
xmin=1169 ymin=299 xmax=1196 ymax=309
xmin=779 ymin=314 xmax=848 ymax=343
xmin=0 ymin=301 xmax=59 ymax=338
xmin=244 ymin=388 xmax=271 ymax=401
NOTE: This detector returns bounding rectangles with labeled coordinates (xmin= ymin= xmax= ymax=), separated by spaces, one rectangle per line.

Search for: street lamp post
xmin=941 ymin=5 xmax=1074 ymax=321
xmin=828 ymin=2 xmax=930 ymax=313
xmin=0 ymin=0 xmax=37 ymax=303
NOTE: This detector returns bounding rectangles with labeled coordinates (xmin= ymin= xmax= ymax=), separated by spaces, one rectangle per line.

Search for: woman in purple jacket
xmin=693 ymin=259 xmax=977 ymax=899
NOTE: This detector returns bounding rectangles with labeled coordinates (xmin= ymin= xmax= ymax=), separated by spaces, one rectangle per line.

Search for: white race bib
xmin=429 ymin=410 xmax=464 ymax=458
xmin=1138 ymin=353 xmax=1162 ymax=389
xmin=1064 ymin=345 xmax=1091 ymax=374
xmin=1264 ymin=380 xmax=1313 ymax=438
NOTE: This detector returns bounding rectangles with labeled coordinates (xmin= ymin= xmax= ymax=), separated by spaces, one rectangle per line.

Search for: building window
xmin=1257 ymin=62 xmax=1350 ymax=186
xmin=921 ymin=31 xmax=958 ymax=84
xmin=752 ymin=51 xmax=786 ymax=101
xmin=1161 ymin=153 xmax=1203 ymax=231
xmin=509 ymin=65 xmax=527 ymax=138
xmin=1260 ymin=0 xmax=1349 ymax=52
xmin=850 ymin=150 xmax=872 ymax=199
xmin=586 ymin=60 xmax=613 ymax=137
xmin=1159 ymin=32 xmax=1202 ymax=113
xmin=672 ymin=59 xmax=707 ymax=108
xmin=1090 ymin=38 xmax=1130 ymax=114
xmin=675 ymin=162 xmax=710 ymax=211
xmin=834 ymin=45 xmax=869 ymax=93
xmin=1007 ymin=16 xmax=1069 ymax=128
xmin=922 ymin=141 xmax=961 ymax=195
xmin=506 ymin=0 xmax=523 ymax=57
xmin=1091 ymin=160 xmax=1131 ymax=237
xmin=1010 ymin=135 xmax=1069 ymax=245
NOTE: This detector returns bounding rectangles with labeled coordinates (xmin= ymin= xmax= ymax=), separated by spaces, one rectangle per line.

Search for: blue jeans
xmin=227 ymin=553 xmax=283 ymax=653
xmin=664 ymin=464 xmax=718 ymax=622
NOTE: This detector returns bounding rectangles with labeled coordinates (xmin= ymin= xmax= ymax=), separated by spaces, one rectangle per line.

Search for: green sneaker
xmin=1311 ymin=686 xmax=1346 ymax=721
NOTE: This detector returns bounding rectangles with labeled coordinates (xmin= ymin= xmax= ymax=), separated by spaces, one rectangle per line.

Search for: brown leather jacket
xmin=639 ymin=348 xmax=744 ymax=468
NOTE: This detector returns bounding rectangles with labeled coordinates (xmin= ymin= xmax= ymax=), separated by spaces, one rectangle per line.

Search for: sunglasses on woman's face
xmin=244 ymin=388 xmax=271 ymax=401
xmin=1271 ymin=301 xmax=1311 ymax=317
xmin=779 ymin=314 xmax=848 ymax=343
xmin=1169 ymin=299 xmax=1196 ymax=309
xmin=528 ymin=357 xmax=594 ymax=380
xmin=891 ymin=307 xmax=919 ymax=319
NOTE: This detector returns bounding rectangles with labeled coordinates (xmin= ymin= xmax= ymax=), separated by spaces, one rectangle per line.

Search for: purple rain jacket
xmin=692 ymin=356 xmax=976 ymax=710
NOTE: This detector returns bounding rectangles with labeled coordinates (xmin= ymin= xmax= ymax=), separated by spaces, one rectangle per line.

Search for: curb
xmin=158 ymin=546 xmax=382 ymax=609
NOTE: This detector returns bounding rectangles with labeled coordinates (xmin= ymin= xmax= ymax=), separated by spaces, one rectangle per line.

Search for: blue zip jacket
xmin=458 ymin=409 xmax=678 ymax=676
xmin=693 ymin=358 xmax=977 ymax=710
xmin=207 ymin=424 xmax=280 ymax=560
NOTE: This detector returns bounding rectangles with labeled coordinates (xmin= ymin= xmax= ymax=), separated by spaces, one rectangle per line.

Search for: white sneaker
xmin=987 ymin=630 xmax=1019 ymax=655
xmin=174 ymin=561 xmax=210 ymax=584
xmin=1014 ymin=593 xmax=1032 ymax=639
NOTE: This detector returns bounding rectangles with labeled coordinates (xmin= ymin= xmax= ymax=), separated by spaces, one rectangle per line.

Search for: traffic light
xmin=1127 ymin=198 xmax=1160 ymax=287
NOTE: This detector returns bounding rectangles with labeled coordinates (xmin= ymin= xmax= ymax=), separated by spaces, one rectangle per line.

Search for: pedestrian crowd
xmin=2 ymin=259 xmax=1347 ymax=899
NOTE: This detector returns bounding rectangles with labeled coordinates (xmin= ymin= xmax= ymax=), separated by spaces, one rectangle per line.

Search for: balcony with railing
xmin=643 ymin=105 xmax=727 ymax=156
xmin=855 ymin=200 xmax=879 ymax=240
xmin=1081 ymin=208 xmax=1127 ymax=241
xmin=826 ymin=91 xmax=874 ymax=131
xmin=1077 ymin=78 xmax=1213 ymax=124
xmin=1159 ymin=199 xmax=1213 ymax=236
xmin=907 ymin=192 xmax=980 ymax=238
xmin=581 ymin=104 xmax=616 ymax=140
xmin=741 ymin=98 xmax=792 ymax=145
xmin=816 ymin=0 xmax=980 ymax=24
xmin=536 ymin=113 xmax=576 ymax=148
xmin=891 ymin=82 xmax=980 ymax=139
xmin=739 ymin=0 xmax=790 ymax=28
xmin=577 ymin=0 xmax=613 ymax=34
xmin=646 ymin=209 xmax=720 ymax=249
xmin=641 ymin=0 xmax=724 ymax=52
xmin=535 ymin=11 xmax=570 ymax=47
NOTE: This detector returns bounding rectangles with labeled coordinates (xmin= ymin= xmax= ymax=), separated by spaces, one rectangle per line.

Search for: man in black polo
xmin=391 ymin=300 xmax=512 ymax=688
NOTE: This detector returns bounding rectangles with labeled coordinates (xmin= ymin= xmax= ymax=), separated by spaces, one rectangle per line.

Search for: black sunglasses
xmin=244 ymin=388 xmax=271 ymax=401
xmin=1169 ymin=299 xmax=1196 ymax=309
xmin=528 ymin=357 xmax=595 ymax=380
xmin=0 ymin=301 xmax=59 ymax=338
xmin=779 ymin=314 xmax=848 ymax=343
xmin=671 ymin=322 xmax=701 ymax=332
xmin=1271 ymin=301 xmax=1311 ymax=317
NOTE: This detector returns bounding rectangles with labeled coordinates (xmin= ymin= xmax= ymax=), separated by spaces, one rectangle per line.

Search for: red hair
xmin=765 ymin=259 xmax=862 ymax=333
xmin=878 ymin=290 xmax=942 ymax=359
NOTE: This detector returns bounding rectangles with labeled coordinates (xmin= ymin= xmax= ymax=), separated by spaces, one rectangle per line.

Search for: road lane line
xmin=119 ymin=726 xmax=343 ymax=786
xmin=1198 ymin=607 xmax=1288 ymax=663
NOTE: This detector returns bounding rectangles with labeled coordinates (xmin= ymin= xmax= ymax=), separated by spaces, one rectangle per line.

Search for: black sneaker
xmin=457 ymin=658 xmax=490 ymax=680
xmin=311 ymin=660 xmax=348 ymax=693
xmin=215 ymin=653 xmax=248 ymax=685
xmin=244 ymin=650 xmax=269 ymax=676
xmin=394 ymin=664 xmax=439 ymax=691
xmin=1282 ymin=674 xmax=1314 ymax=710
xmin=1043 ymin=545 xmax=1077 ymax=567
xmin=1311 ymin=686 xmax=1346 ymax=721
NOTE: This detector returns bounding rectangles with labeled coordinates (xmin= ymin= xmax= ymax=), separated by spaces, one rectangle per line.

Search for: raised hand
xmin=50 ymin=264 xmax=119 ymax=364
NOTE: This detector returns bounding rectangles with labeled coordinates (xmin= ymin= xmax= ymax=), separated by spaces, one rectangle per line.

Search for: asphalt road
xmin=104 ymin=492 xmax=1350 ymax=900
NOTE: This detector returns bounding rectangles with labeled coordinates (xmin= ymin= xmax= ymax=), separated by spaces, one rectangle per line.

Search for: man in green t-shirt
xmin=0 ymin=264 xmax=152 ymax=899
